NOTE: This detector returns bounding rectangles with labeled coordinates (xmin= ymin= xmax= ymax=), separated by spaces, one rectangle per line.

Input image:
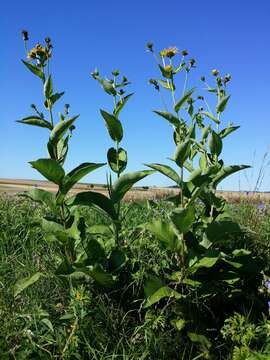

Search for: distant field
xmin=0 ymin=178 xmax=269 ymax=203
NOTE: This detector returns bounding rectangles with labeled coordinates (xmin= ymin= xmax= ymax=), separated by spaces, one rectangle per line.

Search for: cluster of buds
xmin=212 ymin=69 xmax=232 ymax=86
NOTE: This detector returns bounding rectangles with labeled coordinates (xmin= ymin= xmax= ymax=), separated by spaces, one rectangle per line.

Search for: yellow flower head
xmin=75 ymin=291 xmax=83 ymax=301
xmin=164 ymin=65 xmax=173 ymax=72
xmin=27 ymin=43 xmax=50 ymax=60
xmin=160 ymin=47 xmax=178 ymax=58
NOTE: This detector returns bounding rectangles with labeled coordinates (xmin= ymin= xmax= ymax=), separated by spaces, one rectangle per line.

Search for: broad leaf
xmin=88 ymin=265 xmax=116 ymax=287
xmin=44 ymin=74 xmax=53 ymax=98
xmin=146 ymin=220 xmax=180 ymax=251
xmin=208 ymin=131 xmax=222 ymax=156
xmin=50 ymin=91 xmax=65 ymax=105
xmin=20 ymin=188 xmax=55 ymax=208
xmin=66 ymin=191 xmax=117 ymax=220
xmin=170 ymin=207 xmax=195 ymax=235
xmin=21 ymin=60 xmax=45 ymax=82
xmin=174 ymin=88 xmax=195 ymax=113
xmin=14 ymin=272 xmax=43 ymax=297
xmin=30 ymin=158 xmax=65 ymax=185
xmin=100 ymin=79 xmax=117 ymax=95
xmin=206 ymin=221 xmax=242 ymax=242
xmin=219 ymin=126 xmax=240 ymax=139
xmin=216 ymin=95 xmax=230 ymax=113
xmin=174 ymin=140 xmax=191 ymax=167
xmin=107 ymin=147 xmax=127 ymax=174
xmin=111 ymin=170 xmax=154 ymax=203
xmin=49 ymin=115 xmax=79 ymax=144
xmin=17 ymin=116 xmax=52 ymax=129
xmin=145 ymin=163 xmax=181 ymax=184
xmin=153 ymin=110 xmax=180 ymax=127
xmin=158 ymin=79 xmax=174 ymax=90
xmin=100 ymin=110 xmax=123 ymax=142
xmin=213 ymin=165 xmax=250 ymax=187
xmin=62 ymin=162 xmax=105 ymax=194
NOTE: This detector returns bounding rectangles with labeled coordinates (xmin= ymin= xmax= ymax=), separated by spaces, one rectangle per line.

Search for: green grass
xmin=1 ymin=195 xmax=270 ymax=359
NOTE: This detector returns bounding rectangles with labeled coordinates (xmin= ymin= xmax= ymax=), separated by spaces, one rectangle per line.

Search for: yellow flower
xmin=160 ymin=47 xmax=178 ymax=58
xmin=164 ymin=65 xmax=173 ymax=72
xmin=27 ymin=43 xmax=50 ymax=60
xmin=75 ymin=291 xmax=83 ymax=301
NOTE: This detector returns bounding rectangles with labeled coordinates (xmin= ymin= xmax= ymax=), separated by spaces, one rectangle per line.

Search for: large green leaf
xmin=208 ymin=131 xmax=222 ymax=156
xmin=206 ymin=220 xmax=242 ymax=242
xmin=145 ymin=163 xmax=181 ymax=184
xmin=100 ymin=110 xmax=123 ymax=142
xmin=30 ymin=158 xmax=65 ymax=185
xmin=14 ymin=272 xmax=43 ymax=297
xmin=170 ymin=207 xmax=195 ymax=235
xmin=50 ymin=92 xmax=65 ymax=105
xmin=216 ymin=95 xmax=230 ymax=113
xmin=17 ymin=116 xmax=52 ymax=129
xmin=111 ymin=170 xmax=154 ymax=203
xmin=100 ymin=79 xmax=117 ymax=96
xmin=174 ymin=88 xmax=195 ymax=113
xmin=44 ymin=74 xmax=53 ymax=99
xmin=107 ymin=147 xmax=127 ymax=174
xmin=174 ymin=140 xmax=191 ymax=167
xmin=20 ymin=188 xmax=56 ymax=208
xmin=62 ymin=162 xmax=105 ymax=194
xmin=153 ymin=110 xmax=180 ymax=127
xmin=213 ymin=165 xmax=250 ymax=187
xmin=113 ymin=94 xmax=133 ymax=118
xmin=66 ymin=191 xmax=117 ymax=220
xmin=21 ymin=60 xmax=45 ymax=82
xmin=49 ymin=115 xmax=79 ymax=144
xmin=88 ymin=265 xmax=116 ymax=287
xmin=146 ymin=220 xmax=180 ymax=251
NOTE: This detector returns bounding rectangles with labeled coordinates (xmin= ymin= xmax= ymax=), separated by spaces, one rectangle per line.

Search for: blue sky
xmin=1 ymin=0 xmax=270 ymax=190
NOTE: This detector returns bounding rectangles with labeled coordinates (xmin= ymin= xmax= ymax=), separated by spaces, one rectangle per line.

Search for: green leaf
xmin=20 ymin=188 xmax=55 ymax=208
xmin=57 ymin=135 xmax=69 ymax=165
xmin=41 ymin=318 xmax=54 ymax=332
xmin=174 ymin=140 xmax=191 ymax=167
xmin=174 ymin=88 xmax=195 ymax=113
xmin=189 ymin=250 xmax=220 ymax=271
xmin=107 ymin=147 xmax=127 ymax=174
xmin=62 ymin=162 xmax=105 ymax=194
xmin=208 ymin=131 xmax=222 ymax=156
xmin=153 ymin=110 xmax=180 ymax=127
xmin=144 ymin=282 xmax=183 ymax=308
xmin=145 ymin=163 xmax=181 ymax=184
xmin=44 ymin=74 xmax=53 ymax=99
xmin=14 ymin=272 xmax=43 ymax=297
xmin=113 ymin=94 xmax=133 ymax=118
xmin=170 ymin=207 xmax=195 ymax=235
xmin=49 ymin=115 xmax=79 ymax=145
xmin=66 ymin=191 xmax=117 ymax=220
xmin=17 ymin=116 xmax=53 ymax=129
xmin=158 ymin=79 xmax=174 ymax=90
xmin=100 ymin=110 xmax=123 ymax=142
xmin=111 ymin=170 xmax=154 ymax=203
xmin=30 ymin=158 xmax=65 ymax=185
xmin=212 ymin=165 xmax=250 ymax=187
xmin=85 ymin=239 xmax=106 ymax=265
xmin=219 ymin=126 xmax=240 ymax=139
xmin=50 ymin=92 xmax=65 ymax=105
xmin=88 ymin=265 xmax=116 ymax=287
xmin=109 ymin=249 xmax=126 ymax=272
xmin=21 ymin=60 xmax=45 ymax=82
xmin=206 ymin=221 xmax=242 ymax=242
xmin=188 ymin=332 xmax=211 ymax=349
xmin=100 ymin=79 xmax=117 ymax=95
xmin=201 ymin=111 xmax=220 ymax=125
xmin=146 ymin=220 xmax=180 ymax=251
xmin=216 ymin=95 xmax=230 ymax=113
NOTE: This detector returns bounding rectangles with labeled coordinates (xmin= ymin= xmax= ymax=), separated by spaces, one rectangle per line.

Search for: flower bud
xmin=181 ymin=50 xmax=188 ymax=56
xmin=200 ymin=76 xmax=206 ymax=82
xmin=22 ymin=30 xmax=29 ymax=41
xmin=197 ymin=95 xmax=204 ymax=100
xmin=30 ymin=103 xmax=37 ymax=110
xmin=112 ymin=69 xmax=120 ymax=76
xmin=224 ymin=74 xmax=232 ymax=83
xmin=122 ymin=76 xmax=128 ymax=83
xmin=212 ymin=69 xmax=219 ymax=77
xmin=146 ymin=42 xmax=154 ymax=52
xmin=189 ymin=58 xmax=196 ymax=66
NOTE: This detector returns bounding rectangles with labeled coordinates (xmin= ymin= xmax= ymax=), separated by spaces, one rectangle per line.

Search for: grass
xmin=1 ymin=194 xmax=270 ymax=359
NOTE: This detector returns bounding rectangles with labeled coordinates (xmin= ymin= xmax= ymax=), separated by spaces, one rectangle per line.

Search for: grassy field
xmin=1 ymin=194 xmax=270 ymax=359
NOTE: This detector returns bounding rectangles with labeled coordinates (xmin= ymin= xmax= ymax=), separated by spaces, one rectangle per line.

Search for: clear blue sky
xmin=1 ymin=0 xmax=270 ymax=190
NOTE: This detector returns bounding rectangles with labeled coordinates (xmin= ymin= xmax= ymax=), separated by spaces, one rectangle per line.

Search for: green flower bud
xmin=224 ymin=74 xmax=232 ymax=83
xmin=112 ymin=69 xmax=120 ymax=76
xmin=22 ymin=30 xmax=29 ymax=41
xmin=181 ymin=50 xmax=188 ymax=56
xmin=197 ymin=95 xmax=204 ymax=100
xmin=189 ymin=58 xmax=196 ymax=67
xmin=200 ymin=76 xmax=206 ymax=82
xmin=212 ymin=69 xmax=219 ymax=77
xmin=146 ymin=42 xmax=154 ymax=52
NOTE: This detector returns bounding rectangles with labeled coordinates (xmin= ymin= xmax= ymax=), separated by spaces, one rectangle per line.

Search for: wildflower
xmin=164 ymin=65 xmax=173 ymax=72
xmin=212 ymin=69 xmax=219 ymax=77
xmin=181 ymin=50 xmax=188 ymax=56
xmin=75 ymin=291 xmax=83 ymax=301
xmin=189 ymin=58 xmax=196 ymax=67
xmin=160 ymin=47 xmax=178 ymax=58
xmin=27 ymin=43 xmax=50 ymax=60
xmin=258 ymin=202 xmax=265 ymax=211
xmin=22 ymin=30 xmax=29 ymax=41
